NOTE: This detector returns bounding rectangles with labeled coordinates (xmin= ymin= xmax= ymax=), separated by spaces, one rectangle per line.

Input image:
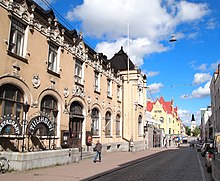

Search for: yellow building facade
xmin=147 ymin=97 xmax=182 ymax=136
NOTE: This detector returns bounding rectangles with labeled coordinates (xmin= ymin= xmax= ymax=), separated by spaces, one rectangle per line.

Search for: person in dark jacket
xmin=93 ymin=140 xmax=102 ymax=163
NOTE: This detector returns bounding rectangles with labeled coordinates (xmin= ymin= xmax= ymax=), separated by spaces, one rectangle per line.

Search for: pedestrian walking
xmin=93 ymin=140 xmax=102 ymax=163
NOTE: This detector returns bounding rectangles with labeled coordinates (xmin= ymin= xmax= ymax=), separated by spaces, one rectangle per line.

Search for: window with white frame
xmin=107 ymin=79 xmax=112 ymax=97
xmin=91 ymin=108 xmax=99 ymax=136
xmin=138 ymin=115 xmax=142 ymax=135
xmin=138 ymin=86 xmax=143 ymax=105
xmin=75 ymin=59 xmax=83 ymax=84
xmin=9 ymin=18 xmax=26 ymax=57
xmin=48 ymin=43 xmax=59 ymax=73
xmin=94 ymin=72 xmax=100 ymax=92
xmin=116 ymin=114 xmax=120 ymax=136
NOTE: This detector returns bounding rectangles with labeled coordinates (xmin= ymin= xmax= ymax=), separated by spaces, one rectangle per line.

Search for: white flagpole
xmin=127 ymin=22 xmax=130 ymax=82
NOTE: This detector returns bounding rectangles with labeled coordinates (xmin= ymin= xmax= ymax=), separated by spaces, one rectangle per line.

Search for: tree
xmin=185 ymin=126 xmax=191 ymax=136
xmin=191 ymin=126 xmax=200 ymax=137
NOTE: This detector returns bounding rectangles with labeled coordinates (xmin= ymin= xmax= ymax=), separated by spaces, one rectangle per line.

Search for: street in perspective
xmin=1 ymin=0 xmax=220 ymax=181
xmin=0 ymin=144 xmax=214 ymax=181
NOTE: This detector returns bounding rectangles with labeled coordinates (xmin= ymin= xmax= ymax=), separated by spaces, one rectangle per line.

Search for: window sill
xmin=75 ymin=81 xmax=84 ymax=87
xmin=94 ymin=90 xmax=101 ymax=95
xmin=105 ymin=135 xmax=112 ymax=138
xmin=8 ymin=51 xmax=28 ymax=63
xmin=47 ymin=69 xmax=61 ymax=78
xmin=107 ymin=96 xmax=112 ymax=100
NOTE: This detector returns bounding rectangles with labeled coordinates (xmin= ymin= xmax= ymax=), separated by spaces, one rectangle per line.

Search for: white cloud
xmin=148 ymin=83 xmax=164 ymax=94
xmin=175 ymin=1 xmax=209 ymax=23
xmin=178 ymin=109 xmax=191 ymax=126
xmin=196 ymin=63 xmax=207 ymax=71
xmin=178 ymin=109 xmax=200 ymax=126
xmin=146 ymin=71 xmax=159 ymax=78
xmin=191 ymin=81 xmax=210 ymax=98
xmin=96 ymin=38 xmax=167 ymax=66
xmin=210 ymin=61 xmax=220 ymax=70
xmin=193 ymin=73 xmax=211 ymax=84
xmin=66 ymin=0 xmax=209 ymax=66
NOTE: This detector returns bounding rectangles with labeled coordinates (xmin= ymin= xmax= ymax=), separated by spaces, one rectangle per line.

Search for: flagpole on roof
xmin=127 ymin=21 xmax=130 ymax=83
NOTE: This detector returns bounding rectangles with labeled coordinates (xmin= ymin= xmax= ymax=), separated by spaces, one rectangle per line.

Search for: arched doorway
xmin=69 ymin=101 xmax=84 ymax=148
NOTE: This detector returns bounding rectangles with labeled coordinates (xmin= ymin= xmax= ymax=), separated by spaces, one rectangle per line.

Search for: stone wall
xmin=0 ymin=148 xmax=80 ymax=171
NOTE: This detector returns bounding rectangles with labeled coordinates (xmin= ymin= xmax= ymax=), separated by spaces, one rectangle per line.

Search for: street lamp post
xmin=22 ymin=102 xmax=30 ymax=152
xmin=52 ymin=107 xmax=59 ymax=149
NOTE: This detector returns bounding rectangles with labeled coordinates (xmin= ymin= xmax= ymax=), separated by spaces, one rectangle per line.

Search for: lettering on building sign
xmin=0 ymin=117 xmax=21 ymax=135
xmin=28 ymin=116 xmax=54 ymax=134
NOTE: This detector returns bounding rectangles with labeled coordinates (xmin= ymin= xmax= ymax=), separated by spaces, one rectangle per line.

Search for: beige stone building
xmin=0 ymin=0 xmax=147 ymax=154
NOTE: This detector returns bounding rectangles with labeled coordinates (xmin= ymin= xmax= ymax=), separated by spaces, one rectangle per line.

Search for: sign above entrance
xmin=28 ymin=115 xmax=54 ymax=135
xmin=0 ymin=116 xmax=22 ymax=135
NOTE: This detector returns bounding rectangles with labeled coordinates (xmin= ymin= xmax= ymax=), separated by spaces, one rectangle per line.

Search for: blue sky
xmin=34 ymin=0 xmax=220 ymax=126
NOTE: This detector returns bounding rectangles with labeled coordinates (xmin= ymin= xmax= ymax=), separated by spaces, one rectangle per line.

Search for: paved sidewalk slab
xmin=0 ymin=148 xmax=172 ymax=181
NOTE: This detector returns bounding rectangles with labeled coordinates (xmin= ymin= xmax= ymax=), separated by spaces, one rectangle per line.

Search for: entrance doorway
xmin=69 ymin=102 xmax=84 ymax=148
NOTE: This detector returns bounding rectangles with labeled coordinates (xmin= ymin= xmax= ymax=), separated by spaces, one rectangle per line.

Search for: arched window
xmin=105 ymin=111 xmax=111 ymax=136
xmin=0 ymin=84 xmax=24 ymax=118
xmin=0 ymin=84 xmax=25 ymax=134
xmin=116 ymin=114 xmax=120 ymax=136
xmin=138 ymin=115 xmax=142 ymax=135
xmin=40 ymin=95 xmax=58 ymax=136
xmin=91 ymin=108 xmax=99 ymax=136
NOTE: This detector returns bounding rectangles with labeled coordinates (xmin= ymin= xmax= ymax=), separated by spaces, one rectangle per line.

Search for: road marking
xmin=197 ymin=154 xmax=206 ymax=181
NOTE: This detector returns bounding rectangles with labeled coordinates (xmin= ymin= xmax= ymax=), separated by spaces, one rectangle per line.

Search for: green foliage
xmin=185 ymin=126 xmax=191 ymax=136
xmin=191 ymin=126 xmax=200 ymax=137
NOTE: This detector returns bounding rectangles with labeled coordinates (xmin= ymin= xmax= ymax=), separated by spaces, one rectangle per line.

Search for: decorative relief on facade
xmin=12 ymin=62 xmax=20 ymax=77
xmin=87 ymin=96 xmax=92 ymax=104
xmin=32 ymin=74 xmax=41 ymax=88
xmin=50 ymin=77 xmax=55 ymax=89
xmin=72 ymin=85 xmax=84 ymax=98
xmin=102 ymin=101 xmax=105 ymax=108
xmin=31 ymin=100 xmax=38 ymax=108
xmin=63 ymin=87 xmax=69 ymax=98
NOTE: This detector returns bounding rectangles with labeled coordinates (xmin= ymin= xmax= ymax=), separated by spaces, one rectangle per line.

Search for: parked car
xmin=204 ymin=144 xmax=214 ymax=173
xmin=196 ymin=143 xmax=203 ymax=152
xmin=211 ymin=135 xmax=220 ymax=181
xmin=201 ymin=143 xmax=211 ymax=157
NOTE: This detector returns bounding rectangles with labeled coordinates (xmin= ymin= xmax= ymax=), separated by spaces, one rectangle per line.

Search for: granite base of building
xmin=0 ymin=148 xmax=80 ymax=171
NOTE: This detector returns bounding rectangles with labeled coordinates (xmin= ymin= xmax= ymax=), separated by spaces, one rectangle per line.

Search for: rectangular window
xmin=75 ymin=59 xmax=82 ymax=84
xmin=117 ymin=86 xmax=121 ymax=100
xmin=9 ymin=18 xmax=26 ymax=57
xmin=48 ymin=43 xmax=58 ymax=73
xmin=107 ymin=79 xmax=112 ymax=97
xmin=94 ymin=72 xmax=100 ymax=92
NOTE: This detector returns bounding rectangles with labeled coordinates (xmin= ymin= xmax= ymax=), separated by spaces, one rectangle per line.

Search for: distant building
xmin=146 ymin=97 xmax=182 ymax=147
xmin=191 ymin=114 xmax=196 ymax=135
xmin=200 ymin=106 xmax=212 ymax=142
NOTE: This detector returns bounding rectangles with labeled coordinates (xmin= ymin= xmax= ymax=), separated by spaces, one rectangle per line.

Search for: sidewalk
xmin=0 ymin=147 xmax=171 ymax=181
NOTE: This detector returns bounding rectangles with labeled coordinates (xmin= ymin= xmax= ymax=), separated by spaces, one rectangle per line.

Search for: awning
xmin=146 ymin=118 xmax=161 ymax=125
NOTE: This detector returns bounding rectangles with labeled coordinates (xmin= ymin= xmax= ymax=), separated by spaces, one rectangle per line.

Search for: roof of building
xmin=146 ymin=96 xmax=178 ymax=116
xmin=109 ymin=46 xmax=135 ymax=72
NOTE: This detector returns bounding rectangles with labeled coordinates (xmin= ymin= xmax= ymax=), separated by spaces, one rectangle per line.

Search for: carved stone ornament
xmin=32 ymin=74 xmax=41 ymax=88
xmin=63 ymin=87 xmax=69 ymax=98
xmin=72 ymin=86 xmax=84 ymax=98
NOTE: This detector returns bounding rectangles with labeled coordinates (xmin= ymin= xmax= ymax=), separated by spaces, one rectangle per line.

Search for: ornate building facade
xmin=0 ymin=0 xmax=147 ymax=153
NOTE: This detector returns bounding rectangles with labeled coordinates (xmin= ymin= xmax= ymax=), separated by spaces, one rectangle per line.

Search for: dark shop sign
xmin=28 ymin=115 xmax=54 ymax=133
